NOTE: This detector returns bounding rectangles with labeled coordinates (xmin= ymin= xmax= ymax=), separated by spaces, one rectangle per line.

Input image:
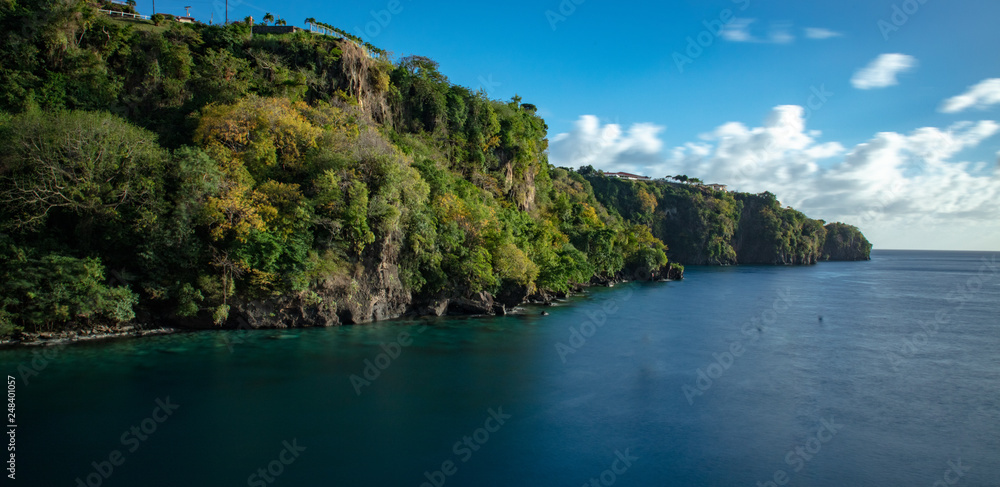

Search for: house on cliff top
xmin=605 ymin=172 xmax=651 ymax=181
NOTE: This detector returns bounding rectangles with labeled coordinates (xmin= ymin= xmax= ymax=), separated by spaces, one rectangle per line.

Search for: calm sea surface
xmin=3 ymin=250 xmax=998 ymax=486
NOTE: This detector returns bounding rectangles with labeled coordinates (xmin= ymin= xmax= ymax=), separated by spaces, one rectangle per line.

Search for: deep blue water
xmin=2 ymin=250 xmax=999 ymax=486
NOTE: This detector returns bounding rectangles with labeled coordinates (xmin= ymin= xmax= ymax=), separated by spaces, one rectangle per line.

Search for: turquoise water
xmin=3 ymin=250 xmax=999 ymax=486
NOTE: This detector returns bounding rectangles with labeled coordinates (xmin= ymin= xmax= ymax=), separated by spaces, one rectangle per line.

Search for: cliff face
xmin=730 ymin=192 xmax=827 ymax=265
xmin=585 ymin=175 xmax=872 ymax=266
xmin=0 ymin=3 xmax=863 ymax=337
xmin=822 ymin=223 xmax=873 ymax=261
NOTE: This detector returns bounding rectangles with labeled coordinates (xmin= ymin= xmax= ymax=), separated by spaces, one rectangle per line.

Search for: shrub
xmin=0 ymin=253 xmax=139 ymax=331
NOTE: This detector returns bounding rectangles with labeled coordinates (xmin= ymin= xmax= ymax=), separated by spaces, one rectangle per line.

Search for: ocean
xmin=3 ymin=250 xmax=998 ymax=486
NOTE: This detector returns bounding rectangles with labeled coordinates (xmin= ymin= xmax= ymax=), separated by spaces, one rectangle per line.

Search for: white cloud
xmin=940 ymin=78 xmax=1000 ymax=113
xmin=804 ymin=27 xmax=842 ymax=39
xmin=851 ymin=54 xmax=917 ymax=90
xmin=548 ymin=116 xmax=664 ymax=174
xmin=548 ymin=109 xmax=1000 ymax=250
xmin=721 ymin=19 xmax=795 ymax=44
xmin=721 ymin=18 xmax=756 ymax=43
xmin=767 ymin=22 xmax=794 ymax=44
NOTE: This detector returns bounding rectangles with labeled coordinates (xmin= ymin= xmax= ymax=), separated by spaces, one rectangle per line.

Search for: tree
xmin=343 ymin=181 xmax=374 ymax=254
xmin=1 ymin=253 xmax=138 ymax=330
xmin=275 ymin=18 xmax=286 ymax=26
xmin=0 ymin=111 xmax=167 ymax=231
xmin=263 ymin=12 xmax=274 ymax=25
xmin=190 ymin=49 xmax=253 ymax=105
xmin=194 ymin=96 xmax=321 ymax=176
xmin=637 ymin=187 xmax=657 ymax=215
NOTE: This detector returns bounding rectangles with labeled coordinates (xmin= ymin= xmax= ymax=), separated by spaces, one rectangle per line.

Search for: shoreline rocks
xmin=1 ymin=262 xmax=686 ymax=348
xmin=0 ymin=323 xmax=180 ymax=348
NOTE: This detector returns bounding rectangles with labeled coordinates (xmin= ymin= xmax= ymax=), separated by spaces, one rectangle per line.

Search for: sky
xmin=138 ymin=0 xmax=1000 ymax=250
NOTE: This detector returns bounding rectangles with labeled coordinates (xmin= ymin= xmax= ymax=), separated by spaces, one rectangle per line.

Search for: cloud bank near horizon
xmin=548 ymin=108 xmax=1000 ymax=251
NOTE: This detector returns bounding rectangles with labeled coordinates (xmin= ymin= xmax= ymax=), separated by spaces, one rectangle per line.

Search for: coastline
xmin=2 ymin=255 xmax=873 ymax=349
xmin=0 ymin=275 xmax=648 ymax=348
xmin=0 ymin=323 xmax=181 ymax=348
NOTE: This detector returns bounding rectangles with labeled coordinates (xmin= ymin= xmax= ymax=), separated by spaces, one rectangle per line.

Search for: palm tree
xmin=263 ymin=12 xmax=274 ymax=25
xmin=305 ymin=17 xmax=316 ymax=31
xmin=275 ymin=18 xmax=286 ymax=26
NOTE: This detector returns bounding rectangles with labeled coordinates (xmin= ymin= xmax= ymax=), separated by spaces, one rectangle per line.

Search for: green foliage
xmin=0 ymin=0 xmax=870 ymax=331
xmin=0 ymin=110 xmax=167 ymax=232
xmin=344 ymin=180 xmax=375 ymax=254
xmin=0 ymin=309 xmax=20 ymax=337
xmin=175 ymin=283 xmax=204 ymax=317
xmin=191 ymin=48 xmax=253 ymax=105
xmin=732 ymin=192 xmax=827 ymax=265
xmin=822 ymin=223 xmax=872 ymax=261
xmin=0 ymin=250 xmax=138 ymax=330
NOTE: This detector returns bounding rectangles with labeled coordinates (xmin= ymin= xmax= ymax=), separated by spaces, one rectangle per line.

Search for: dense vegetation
xmin=0 ymin=0 xmax=868 ymax=336
xmin=582 ymin=171 xmax=871 ymax=265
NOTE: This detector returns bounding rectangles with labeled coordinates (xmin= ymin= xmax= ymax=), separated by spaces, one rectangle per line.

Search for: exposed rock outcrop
xmin=448 ymin=291 xmax=496 ymax=315
xmin=822 ymin=223 xmax=873 ymax=261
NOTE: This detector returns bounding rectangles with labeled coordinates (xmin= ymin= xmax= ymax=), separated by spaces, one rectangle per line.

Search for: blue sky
xmin=138 ymin=0 xmax=1000 ymax=250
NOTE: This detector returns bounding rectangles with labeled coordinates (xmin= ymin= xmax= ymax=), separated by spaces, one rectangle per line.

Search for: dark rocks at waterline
xmin=446 ymin=291 xmax=514 ymax=316
xmin=8 ymin=270 xmax=687 ymax=346
xmin=421 ymin=299 xmax=450 ymax=317
xmin=495 ymin=283 xmax=530 ymax=310
xmin=666 ymin=264 xmax=685 ymax=281
xmin=448 ymin=291 xmax=496 ymax=315
xmin=1 ymin=323 xmax=178 ymax=347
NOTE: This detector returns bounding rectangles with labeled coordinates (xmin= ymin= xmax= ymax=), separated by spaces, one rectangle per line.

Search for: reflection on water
xmin=3 ymin=250 xmax=999 ymax=486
